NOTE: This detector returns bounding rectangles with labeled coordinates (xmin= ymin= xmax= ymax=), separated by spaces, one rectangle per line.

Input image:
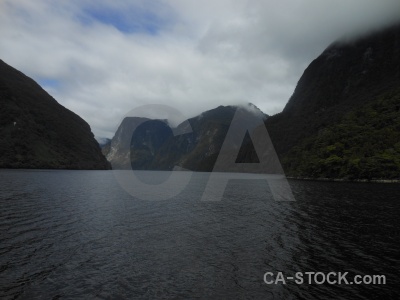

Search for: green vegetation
xmin=283 ymin=91 xmax=400 ymax=180
xmin=240 ymin=24 xmax=400 ymax=180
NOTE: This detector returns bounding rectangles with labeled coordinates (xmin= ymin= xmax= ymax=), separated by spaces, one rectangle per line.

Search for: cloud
xmin=1 ymin=0 xmax=399 ymax=138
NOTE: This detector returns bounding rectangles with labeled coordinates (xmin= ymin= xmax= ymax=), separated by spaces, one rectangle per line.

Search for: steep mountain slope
xmin=243 ymin=23 xmax=400 ymax=179
xmin=104 ymin=117 xmax=151 ymax=169
xmin=107 ymin=104 xmax=267 ymax=170
xmin=130 ymin=120 xmax=174 ymax=170
xmin=154 ymin=105 xmax=241 ymax=171
xmin=283 ymin=91 xmax=400 ymax=179
xmin=0 ymin=59 xmax=110 ymax=169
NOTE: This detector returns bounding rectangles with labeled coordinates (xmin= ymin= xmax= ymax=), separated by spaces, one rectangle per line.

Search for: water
xmin=0 ymin=170 xmax=399 ymax=299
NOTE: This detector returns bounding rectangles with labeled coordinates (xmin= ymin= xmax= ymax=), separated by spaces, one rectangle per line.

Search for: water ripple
xmin=0 ymin=171 xmax=399 ymax=299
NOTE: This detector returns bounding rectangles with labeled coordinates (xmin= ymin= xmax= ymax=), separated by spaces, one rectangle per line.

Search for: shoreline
xmin=286 ymin=176 xmax=400 ymax=184
xmin=1 ymin=168 xmax=399 ymax=183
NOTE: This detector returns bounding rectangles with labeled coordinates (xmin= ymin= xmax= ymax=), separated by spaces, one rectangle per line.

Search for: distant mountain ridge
xmin=105 ymin=23 xmax=400 ymax=179
xmin=0 ymin=59 xmax=110 ymax=169
xmin=104 ymin=104 xmax=268 ymax=171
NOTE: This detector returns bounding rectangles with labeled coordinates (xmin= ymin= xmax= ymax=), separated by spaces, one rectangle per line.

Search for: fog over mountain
xmin=1 ymin=0 xmax=399 ymax=138
xmin=239 ymin=23 xmax=400 ymax=180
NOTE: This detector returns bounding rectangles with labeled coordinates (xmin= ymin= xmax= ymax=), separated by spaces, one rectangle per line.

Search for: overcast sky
xmin=1 ymin=0 xmax=400 ymax=138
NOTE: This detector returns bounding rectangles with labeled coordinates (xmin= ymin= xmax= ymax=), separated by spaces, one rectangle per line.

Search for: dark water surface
xmin=0 ymin=170 xmax=399 ymax=299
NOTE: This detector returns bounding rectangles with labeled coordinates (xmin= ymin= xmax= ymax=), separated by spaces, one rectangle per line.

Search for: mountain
xmin=0 ymin=59 xmax=110 ymax=169
xmin=105 ymin=117 xmax=151 ymax=169
xmin=241 ymin=23 xmax=400 ymax=180
xmin=106 ymin=104 xmax=268 ymax=171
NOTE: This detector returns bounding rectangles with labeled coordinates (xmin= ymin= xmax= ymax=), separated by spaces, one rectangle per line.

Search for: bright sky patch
xmin=81 ymin=3 xmax=172 ymax=35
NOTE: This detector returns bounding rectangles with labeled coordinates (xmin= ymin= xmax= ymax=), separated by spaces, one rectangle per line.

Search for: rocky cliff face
xmin=241 ymin=23 xmax=400 ymax=179
xmin=106 ymin=104 xmax=267 ymax=171
xmin=104 ymin=117 xmax=150 ymax=169
xmin=0 ymin=59 xmax=110 ymax=169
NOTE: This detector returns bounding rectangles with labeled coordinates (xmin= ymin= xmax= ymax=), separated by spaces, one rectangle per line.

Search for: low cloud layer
xmin=1 ymin=0 xmax=399 ymax=137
